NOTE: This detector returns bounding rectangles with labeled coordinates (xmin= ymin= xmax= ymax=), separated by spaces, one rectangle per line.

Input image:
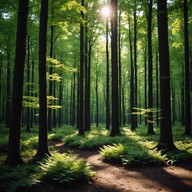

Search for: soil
xmin=29 ymin=141 xmax=192 ymax=192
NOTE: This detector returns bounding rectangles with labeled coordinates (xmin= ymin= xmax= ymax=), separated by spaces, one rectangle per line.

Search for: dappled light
xmin=0 ymin=0 xmax=192 ymax=191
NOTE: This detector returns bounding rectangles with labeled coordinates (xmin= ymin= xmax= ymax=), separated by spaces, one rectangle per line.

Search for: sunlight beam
xmin=101 ymin=6 xmax=111 ymax=18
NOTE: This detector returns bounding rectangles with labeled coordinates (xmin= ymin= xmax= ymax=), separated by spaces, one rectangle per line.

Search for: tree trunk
xmin=106 ymin=16 xmax=110 ymax=130
xmin=155 ymin=51 xmax=159 ymax=126
xmin=156 ymin=0 xmax=176 ymax=150
xmin=78 ymin=0 xmax=85 ymax=135
xmin=128 ymin=16 xmax=136 ymax=131
xmin=5 ymin=49 xmax=11 ymax=127
xmin=36 ymin=0 xmax=50 ymax=158
xmin=133 ymin=1 xmax=138 ymax=128
xmin=110 ymin=0 xmax=120 ymax=136
xmin=26 ymin=35 xmax=30 ymax=132
xmin=183 ymin=0 xmax=191 ymax=134
xmin=6 ymin=0 xmax=29 ymax=165
xmin=95 ymin=60 xmax=99 ymax=127
xmin=181 ymin=62 xmax=185 ymax=125
xmin=147 ymin=0 xmax=155 ymax=134
xmin=48 ymin=21 xmax=54 ymax=131
xmin=144 ymin=46 xmax=147 ymax=126
xmin=118 ymin=10 xmax=122 ymax=127
xmin=84 ymin=17 xmax=91 ymax=131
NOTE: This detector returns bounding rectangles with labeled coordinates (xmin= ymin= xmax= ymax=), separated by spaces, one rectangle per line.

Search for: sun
xmin=101 ymin=6 xmax=111 ymax=18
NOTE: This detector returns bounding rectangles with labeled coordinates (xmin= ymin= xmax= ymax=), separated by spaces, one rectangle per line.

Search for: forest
xmin=0 ymin=0 xmax=192 ymax=191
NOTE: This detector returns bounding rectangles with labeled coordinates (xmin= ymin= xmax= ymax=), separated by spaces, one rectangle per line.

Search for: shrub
xmin=37 ymin=152 xmax=95 ymax=184
xmin=99 ymin=143 xmax=128 ymax=162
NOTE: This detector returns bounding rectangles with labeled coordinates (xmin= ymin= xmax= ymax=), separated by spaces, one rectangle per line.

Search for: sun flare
xmin=101 ymin=6 xmax=111 ymax=18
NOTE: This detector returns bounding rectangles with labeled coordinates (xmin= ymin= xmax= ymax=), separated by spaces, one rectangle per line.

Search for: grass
xmin=0 ymin=125 xmax=95 ymax=192
xmin=0 ymin=123 xmax=192 ymax=191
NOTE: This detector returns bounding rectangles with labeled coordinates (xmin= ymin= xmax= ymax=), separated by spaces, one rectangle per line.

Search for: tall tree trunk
xmin=118 ymin=9 xmax=122 ymax=127
xmin=133 ymin=1 xmax=138 ymax=128
xmin=183 ymin=0 xmax=191 ymax=134
xmin=171 ymin=82 xmax=176 ymax=125
xmin=71 ymin=65 xmax=76 ymax=127
xmin=155 ymin=51 xmax=159 ymax=126
xmin=58 ymin=79 xmax=63 ymax=127
xmin=78 ymin=0 xmax=85 ymax=135
xmin=30 ymin=59 xmax=35 ymax=128
xmin=6 ymin=0 xmax=29 ymax=165
xmin=5 ymin=48 xmax=11 ymax=127
xmin=36 ymin=0 xmax=50 ymax=158
xmin=0 ymin=55 xmax=2 ymax=122
xmin=110 ymin=0 xmax=120 ymax=136
xmin=147 ymin=0 xmax=155 ymax=134
xmin=181 ymin=62 xmax=185 ymax=125
xmin=106 ymin=15 xmax=110 ymax=130
xmin=144 ymin=46 xmax=147 ymax=126
xmin=48 ymin=3 xmax=54 ymax=131
xmin=156 ymin=0 xmax=176 ymax=150
xmin=95 ymin=60 xmax=99 ymax=127
xmin=53 ymin=79 xmax=57 ymax=127
xmin=128 ymin=16 xmax=136 ymax=131
xmin=76 ymin=73 xmax=80 ymax=128
xmin=26 ymin=35 xmax=30 ymax=132
xmin=84 ymin=17 xmax=91 ymax=131
xmin=122 ymin=74 xmax=125 ymax=126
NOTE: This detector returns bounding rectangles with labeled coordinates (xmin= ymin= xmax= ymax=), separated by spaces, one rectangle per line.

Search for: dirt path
xmin=41 ymin=141 xmax=192 ymax=192
xmin=28 ymin=141 xmax=192 ymax=192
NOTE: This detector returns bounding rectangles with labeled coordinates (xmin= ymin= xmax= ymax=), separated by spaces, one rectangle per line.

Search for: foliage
xmin=100 ymin=143 xmax=128 ymax=163
xmin=37 ymin=152 xmax=95 ymax=184
xmin=60 ymin=125 xmax=192 ymax=166
xmin=0 ymin=164 xmax=39 ymax=192
xmin=0 ymin=152 xmax=94 ymax=192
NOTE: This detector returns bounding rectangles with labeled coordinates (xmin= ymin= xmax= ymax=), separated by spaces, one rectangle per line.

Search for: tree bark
xmin=156 ymin=0 xmax=176 ymax=150
xmin=36 ymin=0 xmax=50 ymax=158
xmin=147 ymin=0 xmax=155 ymax=134
xmin=78 ymin=0 xmax=85 ymax=135
xmin=183 ymin=0 xmax=191 ymax=134
xmin=110 ymin=0 xmax=120 ymax=136
xmin=6 ymin=0 xmax=29 ymax=165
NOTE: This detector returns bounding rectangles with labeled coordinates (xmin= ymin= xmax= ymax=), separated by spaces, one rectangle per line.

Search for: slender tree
xmin=78 ymin=0 xmax=85 ymax=135
xmin=26 ymin=35 xmax=30 ymax=132
xmin=183 ymin=0 xmax=191 ymax=134
xmin=133 ymin=0 xmax=138 ymax=128
xmin=156 ymin=0 xmax=176 ymax=150
xmin=5 ymin=0 xmax=29 ymax=165
xmin=110 ymin=0 xmax=120 ymax=136
xmin=128 ymin=16 xmax=136 ymax=131
xmin=155 ymin=51 xmax=159 ymax=126
xmin=48 ymin=1 xmax=54 ymax=132
xmin=84 ymin=12 xmax=91 ymax=131
xmin=36 ymin=0 xmax=50 ymax=158
xmin=147 ymin=0 xmax=155 ymax=134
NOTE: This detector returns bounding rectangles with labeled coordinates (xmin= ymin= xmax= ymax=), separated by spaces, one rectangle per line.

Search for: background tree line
xmin=0 ymin=0 xmax=191 ymax=165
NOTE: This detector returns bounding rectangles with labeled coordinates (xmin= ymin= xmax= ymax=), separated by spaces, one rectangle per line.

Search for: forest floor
xmin=29 ymin=140 xmax=192 ymax=192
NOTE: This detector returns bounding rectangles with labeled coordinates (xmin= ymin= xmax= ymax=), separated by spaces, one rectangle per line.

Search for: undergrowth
xmin=0 ymin=123 xmax=192 ymax=191
xmin=0 ymin=152 xmax=94 ymax=192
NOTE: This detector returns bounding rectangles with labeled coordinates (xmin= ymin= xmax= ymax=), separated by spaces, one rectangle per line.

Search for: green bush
xmin=0 ymin=164 xmax=39 ymax=192
xmin=37 ymin=152 xmax=95 ymax=184
xmin=100 ymin=143 xmax=128 ymax=162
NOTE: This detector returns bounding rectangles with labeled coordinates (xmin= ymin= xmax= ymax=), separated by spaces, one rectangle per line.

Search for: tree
xmin=110 ymin=0 xmax=120 ymax=136
xmin=6 ymin=0 xmax=29 ymax=165
xmin=147 ymin=0 xmax=155 ymax=134
xmin=156 ymin=0 xmax=176 ymax=150
xmin=78 ymin=0 xmax=85 ymax=135
xmin=48 ymin=0 xmax=55 ymax=132
xmin=183 ymin=0 xmax=191 ymax=135
xmin=128 ymin=16 xmax=136 ymax=131
xmin=36 ymin=0 xmax=50 ymax=158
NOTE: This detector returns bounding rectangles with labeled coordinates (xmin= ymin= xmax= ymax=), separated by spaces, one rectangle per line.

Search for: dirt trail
xmin=47 ymin=141 xmax=192 ymax=192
